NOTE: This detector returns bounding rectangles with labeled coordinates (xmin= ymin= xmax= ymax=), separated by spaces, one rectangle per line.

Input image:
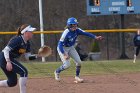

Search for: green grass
xmin=0 ymin=59 xmax=140 ymax=78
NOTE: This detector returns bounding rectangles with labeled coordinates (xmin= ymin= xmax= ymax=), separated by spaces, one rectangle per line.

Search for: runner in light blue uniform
xmin=54 ymin=17 xmax=103 ymax=82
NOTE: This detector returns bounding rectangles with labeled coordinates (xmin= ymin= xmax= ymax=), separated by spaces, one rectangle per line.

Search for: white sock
xmin=133 ymin=55 xmax=136 ymax=63
xmin=19 ymin=77 xmax=27 ymax=93
xmin=0 ymin=80 xmax=8 ymax=87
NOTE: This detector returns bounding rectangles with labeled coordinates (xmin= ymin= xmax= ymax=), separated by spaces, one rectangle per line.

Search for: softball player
xmin=54 ymin=17 xmax=103 ymax=82
xmin=0 ymin=24 xmax=38 ymax=93
xmin=133 ymin=29 xmax=140 ymax=63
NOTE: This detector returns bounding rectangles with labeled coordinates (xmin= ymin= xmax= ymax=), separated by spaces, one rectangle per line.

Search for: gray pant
xmin=57 ymin=46 xmax=82 ymax=68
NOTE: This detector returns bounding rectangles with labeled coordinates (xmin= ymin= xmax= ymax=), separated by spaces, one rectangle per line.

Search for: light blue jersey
xmin=58 ymin=28 xmax=96 ymax=54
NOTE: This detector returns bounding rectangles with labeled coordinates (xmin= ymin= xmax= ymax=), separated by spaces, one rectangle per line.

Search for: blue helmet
xmin=67 ymin=17 xmax=78 ymax=26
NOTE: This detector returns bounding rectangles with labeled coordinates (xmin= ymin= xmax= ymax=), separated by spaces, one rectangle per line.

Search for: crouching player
xmin=54 ymin=17 xmax=103 ymax=83
xmin=0 ymin=24 xmax=39 ymax=93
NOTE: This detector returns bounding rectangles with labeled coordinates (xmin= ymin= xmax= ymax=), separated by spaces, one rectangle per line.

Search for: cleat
xmin=74 ymin=80 xmax=79 ymax=83
xmin=54 ymin=71 xmax=61 ymax=81
xmin=74 ymin=76 xmax=84 ymax=83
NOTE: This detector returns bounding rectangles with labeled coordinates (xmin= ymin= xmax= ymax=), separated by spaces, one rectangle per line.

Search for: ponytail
xmin=17 ymin=27 xmax=22 ymax=36
xmin=16 ymin=24 xmax=29 ymax=36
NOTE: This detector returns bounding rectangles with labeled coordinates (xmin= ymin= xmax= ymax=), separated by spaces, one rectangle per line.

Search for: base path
xmin=1 ymin=73 xmax=140 ymax=93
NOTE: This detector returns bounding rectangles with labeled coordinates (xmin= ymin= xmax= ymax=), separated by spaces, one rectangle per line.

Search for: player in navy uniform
xmin=54 ymin=17 xmax=103 ymax=82
xmin=133 ymin=29 xmax=140 ymax=63
xmin=0 ymin=24 xmax=38 ymax=93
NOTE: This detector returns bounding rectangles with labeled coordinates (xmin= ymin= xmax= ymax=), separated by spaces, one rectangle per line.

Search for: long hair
xmin=17 ymin=24 xmax=29 ymax=36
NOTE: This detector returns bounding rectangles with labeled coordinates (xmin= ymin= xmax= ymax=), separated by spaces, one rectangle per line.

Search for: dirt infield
xmin=1 ymin=73 xmax=140 ymax=93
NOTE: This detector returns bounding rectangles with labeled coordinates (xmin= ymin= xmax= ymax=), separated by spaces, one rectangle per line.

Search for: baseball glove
xmin=38 ymin=45 xmax=52 ymax=57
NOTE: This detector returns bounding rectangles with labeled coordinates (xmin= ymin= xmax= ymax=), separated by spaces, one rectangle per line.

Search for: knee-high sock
xmin=19 ymin=77 xmax=27 ymax=93
xmin=76 ymin=66 xmax=81 ymax=77
xmin=0 ymin=80 xmax=8 ymax=87
xmin=56 ymin=65 xmax=66 ymax=73
xmin=56 ymin=62 xmax=70 ymax=73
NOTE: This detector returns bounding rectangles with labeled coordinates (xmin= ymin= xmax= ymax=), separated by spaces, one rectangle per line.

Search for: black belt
xmin=65 ymin=45 xmax=71 ymax=47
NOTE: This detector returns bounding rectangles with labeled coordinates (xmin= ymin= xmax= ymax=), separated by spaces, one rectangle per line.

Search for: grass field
xmin=0 ymin=59 xmax=140 ymax=78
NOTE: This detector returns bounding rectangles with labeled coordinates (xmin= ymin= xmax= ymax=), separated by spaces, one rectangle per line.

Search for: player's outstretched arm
xmin=95 ymin=36 xmax=104 ymax=40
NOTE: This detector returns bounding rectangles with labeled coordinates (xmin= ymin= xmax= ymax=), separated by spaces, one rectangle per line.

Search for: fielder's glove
xmin=38 ymin=45 xmax=52 ymax=57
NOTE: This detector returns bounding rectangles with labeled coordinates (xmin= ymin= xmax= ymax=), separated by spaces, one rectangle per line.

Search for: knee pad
xmin=7 ymin=80 xmax=17 ymax=87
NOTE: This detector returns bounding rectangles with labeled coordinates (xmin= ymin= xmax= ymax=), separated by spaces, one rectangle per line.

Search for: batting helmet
xmin=67 ymin=17 xmax=78 ymax=26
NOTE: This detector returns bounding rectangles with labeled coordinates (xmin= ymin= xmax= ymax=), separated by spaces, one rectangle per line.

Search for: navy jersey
xmin=133 ymin=34 xmax=140 ymax=46
xmin=6 ymin=35 xmax=31 ymax=58
xmin=58 ymin=28 xmax=96 ymax=54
